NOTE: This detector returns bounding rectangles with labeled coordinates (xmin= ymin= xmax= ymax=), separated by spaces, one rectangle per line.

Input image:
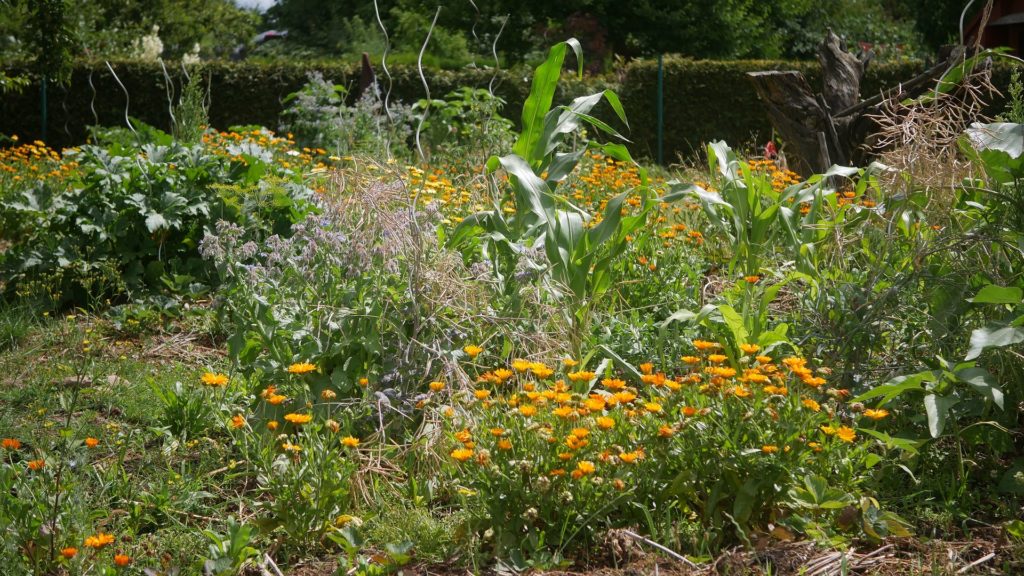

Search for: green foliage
xmin=414 ymin=88 xmax=514 ymax=165
xmin=279 ymin=73 xmax=414 ymax=157
xmin=173 ymin=73 xmax=209 ymax=145
xmin=0 ymin=128 xmax=314 ymax=306
xmin=200 ymin=517 xmax=260 ymax=575
xmin=451 ymin=39 xmax=648 ymax=350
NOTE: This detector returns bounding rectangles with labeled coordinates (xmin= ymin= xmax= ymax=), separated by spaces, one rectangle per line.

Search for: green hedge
xmin=0 ymin=59 xmax=598 ymax=150
xmin=1 ymin=57 xmax=1011 ymax=160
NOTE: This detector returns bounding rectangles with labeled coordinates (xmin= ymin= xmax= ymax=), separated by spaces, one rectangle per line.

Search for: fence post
xmin=656 ymin=53 xmax=663 ymax=165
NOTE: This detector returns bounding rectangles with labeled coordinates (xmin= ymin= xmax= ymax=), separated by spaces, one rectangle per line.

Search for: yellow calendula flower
xmin=341 ymin=436 xmax=360 ymax=447
xmin=201 ymin=372 xmax=229 ymax=387
xmin=575 ymin=460 xmax=596 ymax=474
xmin=863 ymin=408 xmax=890 ymax=420
xmin=562 ymin=358 xmax=579 ymax=367
xmin=519 ymin=405 xmax=537 ymax=417
xmin=287 ymin=362 xmax=317 ymax=374
xmin=644 ymin=402 xmax=663 ymax=413
xmin=836 ymin=426 xmax=857 ymax=443
xmin=463 ymin=345 xmax=483 ymax=358
xmin=801 ymin=398 xmax=821 ymax=412
xmin=474 ymin=389 xmax=491 ymax=400
xmin=450 ymin=448 xmax=473 ymax=462
xmin=429 ymin=381 xmax=446 ymax=392
xmin=284 ymin=413 xmax=312 ymax=425
xmin=619 ymin=451 xmax=640 ymax=464
xmin=596 ymin=416 xmax=615 ymax=430
xmin=761 ymin=444 xmax=779 ymax=454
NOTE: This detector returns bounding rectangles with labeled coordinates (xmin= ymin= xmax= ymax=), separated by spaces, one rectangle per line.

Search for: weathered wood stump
xmin=748 ymin=30 xmax=869 ymax=175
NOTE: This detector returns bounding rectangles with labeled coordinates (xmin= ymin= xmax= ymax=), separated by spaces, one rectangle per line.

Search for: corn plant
xmin=450 ymin=39 xmax=649 ymax=346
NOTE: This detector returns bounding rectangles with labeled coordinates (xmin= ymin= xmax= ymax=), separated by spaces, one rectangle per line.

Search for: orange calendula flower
xmin=585 ymin=397 xmax=607 ymax=411
xmin=341 ymin=436 xmax=360 ymax=448
xmin=761 ymin=444 xmax=779 ymax=454
xmin=451 ymin=448 xmax=473 ymax=462
xmin=619 ymin=451 xmax=640 ymax=464
xmin=200 ymin=372 xmax=229 ymax=387
xmin=463 ymin=345 xmax=483 ymax=358
xmin=658 ymin=424 xmax=675 ymax=437
xmin=681 ymin=406 xmax=698 ymax=417
xmin=60 ymin=547 xmax=78 ymax=559
xmin=836 ymin=426 xmax=857 ymax=443
xmin=567 ymin=371 xmax=596 ymax=382
xmin=27 ymin=459 xmax=45 ymax=471
xmin=801 ymin=398 xmax=820 ymax=412
xmin=84 ymin=532 xmax=115 ymax=549
xmin=493 ymin=368 xmax=514 ymax=382
xmin=692 ymin=339 xmax=720 ymax=351
xmin=267 ymin=394 xmax=287 ymax=405
xmin=863 ymin=408 xmax=890 ymax=420
xmin=497 ymin=439 xmax=512 ymax=451
xmin=570 ymin=427 xmax=590 ymax=438
xmin=474 ymin=389 xmax=491 ymax=400
xmin=602 ymin=378 xmax=626 ymax=390
xmin=639 ymin=362 xmax=654 ymax=375
xmin=267 ymin=420 xmax=279 ymax=431
xmin=287 ymin=362 xmax=317 ymax=374
xmin=358 ymin=377 xmax=369 ymax=387
xmin=552 ymin=406 xmax=574 ymax=418
xmin=707 ymin=354 xmax=728 ymax=364
xmin=84 ymin=437 xmax=99 ymax=448
xmin=113 ymin=554 xmax=131 ymax=567
xmin=680 ymin=355 xmax=701 ymax=364
xmin=2 ymin=438 xmax=22 ymax=450
xmin=562 ymin=358 xmax=579 ymax=367
xmin=596 ymin=416 xmax=615 ymax=430
xmin=740 ymin=343 xmax=760 ymax=354
xmin=489 ymin=428 xmax=505 ymax=437
xmin=321 ymin=389 xmax=337 ymax=401
xmin=429 ymin=381 xmax=446 ymax=392
xmin=230 ymin=415 xmax=246 ymax=429
xmin=519 ymin=405 xmax=537 ymax=417
xmin=284 ymin=413 xmax=312 ymax=425
xmin=744 ymin=275 xmax=761 ymax=283
xmin=575 ymin=460 xmax=596 ymax=474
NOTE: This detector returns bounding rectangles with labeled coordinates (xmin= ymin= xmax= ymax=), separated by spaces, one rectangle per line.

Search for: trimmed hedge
xmin=619 ymin=57 xmax=1012 ymax=161
xmin=0 ymin=60 xmax=598 ymax=150
xmin=1 ymin=57 xmax=1011 ymax=160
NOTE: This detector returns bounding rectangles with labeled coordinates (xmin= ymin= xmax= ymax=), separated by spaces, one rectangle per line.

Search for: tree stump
xmin=747 ymin=29 xmax=869 ymax=176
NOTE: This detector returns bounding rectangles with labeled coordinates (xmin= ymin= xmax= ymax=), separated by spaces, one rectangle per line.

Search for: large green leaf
xmin=853 ymin=371 xmax=935 ymax=404
xmin=969 ymin=284 xmax=1023 ymax=305
xmin=965 ymin=323 xmax=1024 ymax=360
xmin=513 ymin=38 xmax=583 ymax=166
xmin=955 ymin=367 xmax=1005 ymax=409
xmin=924 ymin=393 xmax=958 ymax=438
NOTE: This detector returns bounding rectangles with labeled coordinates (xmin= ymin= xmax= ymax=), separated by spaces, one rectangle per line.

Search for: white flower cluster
xmin=133 ymin=25 xmax=164 ymax=61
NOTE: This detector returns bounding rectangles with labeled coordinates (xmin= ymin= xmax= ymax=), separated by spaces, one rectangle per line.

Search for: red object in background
xmin=764 ymin=141 xmax=777 ymax=159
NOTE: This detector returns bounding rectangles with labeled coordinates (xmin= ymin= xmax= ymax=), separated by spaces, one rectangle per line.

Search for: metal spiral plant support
xmin=160 ymin=60 xmax=177 ymax=132
xmin=104 ymin=61 xmax=137 ymax=137
xmin=373 ymin=0 xmax=394 ymax=123
xmin=414 ymin=6 xmax=441 ymax=163
xmin=467 ymin=0 xmax=480 ymax=68
xmin=488 ymin=15 xmax=509 ymax=99
xmin=87 ymin=69 xmax=99 ymax=129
